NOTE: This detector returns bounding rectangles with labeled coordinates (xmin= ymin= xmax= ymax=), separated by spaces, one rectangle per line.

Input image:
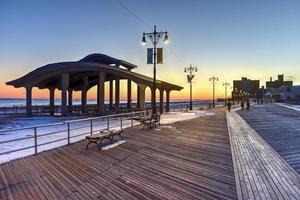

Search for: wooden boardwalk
xmin=227 ymin=109 xmax=300 ymax=200
xmin=0 ymin=109 xmax=237 ymax=200
xmin=237 ymin=103 xmax=300 ymax=174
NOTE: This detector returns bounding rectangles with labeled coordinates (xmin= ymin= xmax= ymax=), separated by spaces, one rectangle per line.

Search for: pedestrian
xmin=247 ymin=100 xmax=250 ymax=111
xmin=227 ymin=102 xmax=232 ymax=112
xmin=241 ymin=101 xmax=244 ymax=110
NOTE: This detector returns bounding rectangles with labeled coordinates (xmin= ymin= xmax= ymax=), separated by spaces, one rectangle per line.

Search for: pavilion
xmin=6 ymin=54 xmax=183 ymax=116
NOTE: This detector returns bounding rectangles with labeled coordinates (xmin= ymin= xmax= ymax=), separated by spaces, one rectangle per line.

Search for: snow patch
xmin=101 ymin=140 xmax=126 ymax=150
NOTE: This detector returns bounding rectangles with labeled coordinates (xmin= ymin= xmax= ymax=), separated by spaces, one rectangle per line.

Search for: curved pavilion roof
xmin=6 ymin=54 xmax=183 ymax=91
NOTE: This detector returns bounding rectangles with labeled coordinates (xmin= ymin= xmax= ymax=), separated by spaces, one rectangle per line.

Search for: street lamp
xmin=209 ymin=76 xmax=218 ymax=108
xmin=222 ymin=82 xmax=230 ymax=105
xmin=141 ymin=25 xmax=169 ymax=114
xmin=184 ymin=65 xmax=198 ymax=110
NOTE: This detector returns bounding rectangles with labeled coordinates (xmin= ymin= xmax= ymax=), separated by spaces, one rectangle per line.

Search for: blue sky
xmin=0 ymin=0 xmax=300 ymax=99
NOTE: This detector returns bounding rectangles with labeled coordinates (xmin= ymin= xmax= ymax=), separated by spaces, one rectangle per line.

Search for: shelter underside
xmin=6 ymin=54 xmax=183 ymax=116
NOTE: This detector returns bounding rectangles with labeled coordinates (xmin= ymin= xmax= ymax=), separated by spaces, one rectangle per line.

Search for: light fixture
xmin=141 ymin=33 xmax=146 ymax=46
xmin=163 ymin=32 xmax=169 ymax=44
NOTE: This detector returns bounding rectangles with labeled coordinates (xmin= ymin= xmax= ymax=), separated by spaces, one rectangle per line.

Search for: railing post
xmin=67 ymin=122 xmax=70 ymax=144
xmin=120 ymin=116 xmax=123 ymax=130
xmin=34 ymin=127 xmax=37 ymax=154
xmin=90 ymin=119 xmax=93 ymax=135
xmin=107 ymin=117 xmax=110 ymax=129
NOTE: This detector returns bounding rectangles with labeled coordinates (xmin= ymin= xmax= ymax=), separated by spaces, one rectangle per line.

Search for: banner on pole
xmin=147 ymin=48 xmax=153 ymax=64
xmin=157 ymin=48 xmax=163 ymax=64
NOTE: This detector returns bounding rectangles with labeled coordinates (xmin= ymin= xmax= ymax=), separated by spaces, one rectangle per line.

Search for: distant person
xmin=246 ymin=100 xmax=250 ymax=111
xmin=241 ymin=101 xmax=244 ymax=110
xmin=227 ymin=102 xmax=232 ymax=112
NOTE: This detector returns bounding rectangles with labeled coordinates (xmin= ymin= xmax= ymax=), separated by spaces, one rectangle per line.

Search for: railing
xmin=0 ymin=111 xmax=146 ymax=164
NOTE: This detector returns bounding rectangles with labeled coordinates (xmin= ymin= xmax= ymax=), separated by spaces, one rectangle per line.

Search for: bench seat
xmin=85 ymin=129 xmax=124 ymax=150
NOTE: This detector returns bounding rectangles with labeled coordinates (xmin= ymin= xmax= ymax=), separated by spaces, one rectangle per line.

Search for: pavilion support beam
xmin=61 ymin=73 xmax=69 ymax=116
xmin=166 ymin=90 xmax=170 ymax=112
xmin=115 ymin=77 xmax=120 ymax=111
xmin=81 ymin=77 xmax=88 ymax=114
xmin=49 ymin=88 xmax=55 ymax=116
xmin=159 ymin=89 xmax=164 ymax=114
xmin=138 ymin=84 xmax=146 ymax=110
xmin=109 ymin=80 xmax=113 ymax=109
xmin=127 ymin=79 xmax=132 ymax=108
xmin=68 ymin=89 xmax=73 ymax=114
xmin=97 ymin=72 xmax=106 ymax=114
xmin=25 ymin=85 xmax=32 ymax=117
xmin=151 ymin=87 xmax=156 ymax=113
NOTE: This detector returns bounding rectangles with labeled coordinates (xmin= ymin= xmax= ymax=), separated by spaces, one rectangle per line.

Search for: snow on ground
xmin=0 ymin=109 xmax=214 ymax=164
xmin=160 ymin=110 xmax=215 ymax=124
xmin=276 ymin=103 xmax=300 ymax=112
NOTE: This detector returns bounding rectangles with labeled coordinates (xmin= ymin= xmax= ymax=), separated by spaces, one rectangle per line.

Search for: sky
xmin=0 ymin=0 xmax=300 ymax=100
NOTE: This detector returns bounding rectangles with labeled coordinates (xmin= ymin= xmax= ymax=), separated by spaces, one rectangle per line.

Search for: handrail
xmin=0 ymin=110 xmax=145 ymax=163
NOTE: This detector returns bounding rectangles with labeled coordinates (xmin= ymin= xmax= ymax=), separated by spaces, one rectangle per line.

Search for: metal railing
xmin=0 ymin=111 xmax=146 ymax=163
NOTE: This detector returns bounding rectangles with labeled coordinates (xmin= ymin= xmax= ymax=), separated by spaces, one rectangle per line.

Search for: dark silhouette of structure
xmin=266 ymin=74 xmax=293 ymax=89
xmin=232 ymin=77 xmax=260 ymax=101
xmin=6 ymin=54 xmax=182 ymax=116
xmin=184 ymin=64 xmax=197 ymax=110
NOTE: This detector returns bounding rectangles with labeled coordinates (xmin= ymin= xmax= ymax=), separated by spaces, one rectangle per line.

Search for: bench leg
xmin=86 ymin=142 xmax=91 ymax=150
xmin=96 ymin=141 xmax=101 ymax=150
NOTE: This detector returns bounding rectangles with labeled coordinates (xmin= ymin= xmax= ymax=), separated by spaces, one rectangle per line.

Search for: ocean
xmin=0 ymin=98 xmax=215 ymax=107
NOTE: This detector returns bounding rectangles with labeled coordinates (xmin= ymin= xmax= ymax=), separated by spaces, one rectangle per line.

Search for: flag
xmin=147 ymin=48 xmax=153 ymax=64
xmin=157 ymin=48 xmax=163 ymax=64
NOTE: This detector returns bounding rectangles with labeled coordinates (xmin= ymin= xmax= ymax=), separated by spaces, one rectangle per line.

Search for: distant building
xmin=265 ymin=86 xmax=300 ymax=102
xmin=266 ymin=74 xmax=293 ymax=89
xmin=265 ymin=74 xmax=295 ymax=102
xmin=232 ymin=77 xmax=260 ymax=100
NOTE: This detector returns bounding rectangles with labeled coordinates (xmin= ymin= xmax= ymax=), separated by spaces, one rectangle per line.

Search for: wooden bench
xmin=85 ymin=129 xmax=124 ymax=150
xmin=141 ymin=114 xmax=161 ymax=130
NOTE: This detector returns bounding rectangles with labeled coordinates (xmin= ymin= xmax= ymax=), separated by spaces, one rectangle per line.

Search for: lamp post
xmin=222 ymin=82 xmax=230 ymax=105
xmin=184 ymin=65 xmax=197 ymax=110
xmin=141 ymin=25 xmax=169 ymax=114
xmin=209 ymin=76 xmax=218 ymax=108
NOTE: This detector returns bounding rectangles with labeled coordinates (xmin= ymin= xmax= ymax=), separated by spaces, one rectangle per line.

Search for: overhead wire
xmin=113 ymin=0 xmax=189 ymax=67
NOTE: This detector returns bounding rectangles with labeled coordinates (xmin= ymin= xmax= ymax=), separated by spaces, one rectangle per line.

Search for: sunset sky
xmin=1 ymin=0 xmax=300 ymax=101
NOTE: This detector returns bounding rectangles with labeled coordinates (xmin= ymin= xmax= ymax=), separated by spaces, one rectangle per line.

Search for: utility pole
xmin=209 ymin=76 xmax=218 ymax=108
xmin=184 ymin=65 xmax=197 ymax=110
xmin=141 ymin=25 xmax=169 ymax=114
xmin=222 ymin=82 xmax=230 ymax=105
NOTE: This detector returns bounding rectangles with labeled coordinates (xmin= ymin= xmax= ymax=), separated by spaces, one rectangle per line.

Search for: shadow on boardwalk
xmin=0 ymin=108 xmax=237 ymax=200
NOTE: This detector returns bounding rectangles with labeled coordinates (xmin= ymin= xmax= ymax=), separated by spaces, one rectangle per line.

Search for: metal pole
xmin=34 ymin=127 xmax=37 ymax=154
xmin=120 ymin=117 xmax=123 ymax=130
xmin=225 ymin=84 xmax=228 ymax=105
xmin=213 ymin=81 xmax=215 ymax=108
xmin=190 ymin=80 xmax=192 ymax=110
xmin=153 ymin=25 xmax=157 ymax=114
xmin=107 ymin=117 xmax=110 ymax=130
xmin=67 ymin=122 xmax=70 ymax=144
xmin=90 ymin=119 xmax=93 ymax=135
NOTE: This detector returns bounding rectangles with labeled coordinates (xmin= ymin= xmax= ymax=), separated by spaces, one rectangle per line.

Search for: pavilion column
xmin=68 ymin=89 xmax=73 ymax=114
xmin=115 ymin=77 xmax=120 ymax=110
xmin=166 ymin=90 xmax=170 ymax=112
xmin=137 ymin=84 xmax=146 ymax=110
xmin=127 ymin=79 xmax=132 ymax=108
xmin=61 ymin=73 xmax=69 ymax=116
xmin=25 ymin=85 xmax=32 ymax=117
xmin=81 ymin=77 xmax=88 ymax=114
xmin=109 ymin=80 xmax=113 ymax=109
xmin=137 ymin=85 xmax=140 ymax=108
xmin=49 ymin=88 xmax=55 ymax=116
xmin=97 ymin=72 xmax=106 ymax=114
xmin=159 ymin=89 xmax=164 ymax=114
